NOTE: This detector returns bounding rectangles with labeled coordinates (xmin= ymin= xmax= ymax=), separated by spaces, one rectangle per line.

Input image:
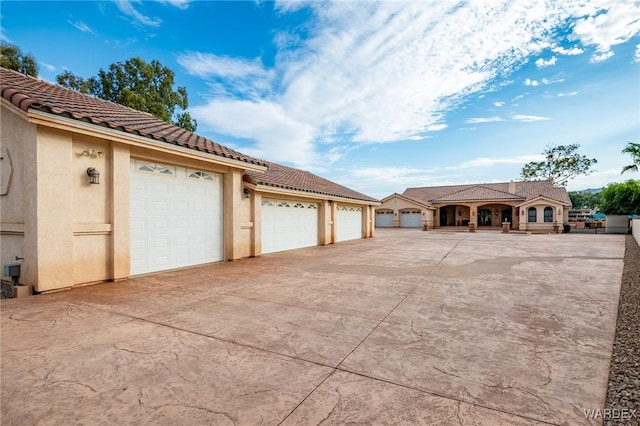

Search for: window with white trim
xmin=137 ymin=162 xmax=175 ymax=175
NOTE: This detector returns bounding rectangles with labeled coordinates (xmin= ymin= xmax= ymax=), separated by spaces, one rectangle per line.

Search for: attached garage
xmin=130 ymin=160 xmax=223 ymax=275
xmin=337 ymin=205 xmax=363 ymax=241
xmin=375 ymin=210 xmax=394 ymax=227
xmin=400 ymin=209 xmax=422 ymax=227
xmin=261 ymin=199 xmax=319 ymax=254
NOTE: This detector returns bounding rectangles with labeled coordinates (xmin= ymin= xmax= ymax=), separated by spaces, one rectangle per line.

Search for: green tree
xmin=569 ymin=191 xmax=602 ymax=209
xmin=521 ymin=144 xmax=597 ymax=186
xmin=621 ymin=142 xmax=640 ymax=174
xmin=599 ymin=180 xmax=640 ymax=215
xmin=1 ymin=44 xmax=38 ymax=77
xmin=56 ymin=57 xmax=196 ymax=132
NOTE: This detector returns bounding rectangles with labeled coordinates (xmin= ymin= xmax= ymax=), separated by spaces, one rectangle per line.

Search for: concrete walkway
xmin=1 ymin=229 xmax=625 ymax=425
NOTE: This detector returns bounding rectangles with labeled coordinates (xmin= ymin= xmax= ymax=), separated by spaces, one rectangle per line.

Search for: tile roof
xmin=381 ymin=193 xmax=435 ymax=208
xmin=0 ymin=67 xmax=266 ymax=167
xmin=432 ymin=185 xmax=524 ymax=202
xmin=404 ymin=180 xmax=571 ymax=205
xmin=244 ymin=161 xmax=379 ymax=203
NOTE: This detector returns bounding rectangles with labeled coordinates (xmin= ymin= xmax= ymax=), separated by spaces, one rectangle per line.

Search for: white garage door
xmin=262 ymin=199 xmax=318 ymax=254
xmin=130 ymin=160 xmax=223 ymax=275
xmin=337 ymin=205 xmax=362 ymax=241
xmin=400 ymin=210 xmax=422 ymax=227
xmin=376 ymin=210 xmax=394 ymax=227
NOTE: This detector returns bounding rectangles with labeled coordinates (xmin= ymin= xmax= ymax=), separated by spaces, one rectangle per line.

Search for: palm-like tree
xmin=621 ymin=142 xmax=640 ymax=174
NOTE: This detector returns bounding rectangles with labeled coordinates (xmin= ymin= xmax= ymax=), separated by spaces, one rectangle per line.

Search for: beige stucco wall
xmin=518 ymin=202 xmax=565 ymax=232
xmin=0 ymin=106 xmax=37 ymax=285
xmin=2 ymin=103 xmax=377 ymax=291
xmin=632 ymin=219 xmax=640 ymax=246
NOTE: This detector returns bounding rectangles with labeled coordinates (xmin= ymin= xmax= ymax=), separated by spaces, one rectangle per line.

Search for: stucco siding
xmin=0 ymin=106 xmax=36 ymax=285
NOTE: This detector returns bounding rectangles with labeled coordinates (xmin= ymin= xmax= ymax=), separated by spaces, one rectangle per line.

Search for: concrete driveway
xmin=1 ymin=229 xmax=625 ymax=425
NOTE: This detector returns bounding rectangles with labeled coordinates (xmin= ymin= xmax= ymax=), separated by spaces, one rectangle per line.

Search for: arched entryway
xmin=437 ymin=205 xmax=470 ymax=227
xmin=477 ymin=204 xmax=515 ymax=227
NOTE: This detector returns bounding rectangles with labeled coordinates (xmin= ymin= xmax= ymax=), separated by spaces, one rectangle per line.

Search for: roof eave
xmin=27 ymin=109 xmax=267 ymax=172
xmin=249 ymin=183 xmax=381 ymax=205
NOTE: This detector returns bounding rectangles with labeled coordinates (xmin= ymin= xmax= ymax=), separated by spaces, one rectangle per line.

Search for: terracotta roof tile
xmin=245 ymin=161 xmax=379 ymax=203
xmin=0 ymin=68 xmax=265 ymax=167
xmin=381 ymin=193 xmax=434 ymax=208
xmin=432 ymin=185 xmax=524 ymax=202
xmin=404 ymin=180 xmax=571 ymax=205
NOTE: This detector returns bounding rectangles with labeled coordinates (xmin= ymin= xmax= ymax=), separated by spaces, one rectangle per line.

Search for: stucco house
xmin=377 ymin=181 xmax=571 ymax=232
xmin=0 ymin=68 xmax=379 ymax=293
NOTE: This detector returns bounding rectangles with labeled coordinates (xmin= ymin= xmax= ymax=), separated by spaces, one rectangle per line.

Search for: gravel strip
xmin=605 ymin=235 xmax=640 ymax=426
xmin=1 ymin=281 xmax=12 ymax=299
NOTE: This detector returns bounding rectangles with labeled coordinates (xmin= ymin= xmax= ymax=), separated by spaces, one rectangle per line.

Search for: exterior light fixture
xmin=243 ymin=187 xmax=250 ymax=198
xmin=82 ymin=149 xmax=104 ymax=158
xmin=87 ymin=167 xmax=100 ymax=184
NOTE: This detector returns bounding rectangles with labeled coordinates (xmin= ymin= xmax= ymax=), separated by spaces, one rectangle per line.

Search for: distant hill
xmin=575 ymin=188 xmax=603 ymax=194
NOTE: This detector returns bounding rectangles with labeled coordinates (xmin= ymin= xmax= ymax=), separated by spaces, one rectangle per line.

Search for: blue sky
xmin=2 ymin=1 xmax=639 ymax=199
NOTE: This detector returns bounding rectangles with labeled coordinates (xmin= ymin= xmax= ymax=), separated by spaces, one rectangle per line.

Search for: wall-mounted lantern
xmin=87 ymin=167 xmax=100 ymax=184
xmin=243 ymin=187 xmax=251 ymax=199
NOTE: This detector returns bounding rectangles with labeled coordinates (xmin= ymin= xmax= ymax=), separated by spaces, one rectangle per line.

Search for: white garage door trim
xmin=262 ymin=199 xmax=318 ymax=254
xmin=130 ymin=160 xmax=223 ymax=275
xmin=337 ymin=205 xmax=362 ymax=241
xmin=375 ymin=210 xmax=394 ymax=227
xmin=400 ymin=210 xmax=422 ymax=228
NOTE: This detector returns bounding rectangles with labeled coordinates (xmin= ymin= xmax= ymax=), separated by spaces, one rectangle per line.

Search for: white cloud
xmin=456 ymin=155 xmax=545 ymax=169
xmin=115 ymin=1 xmax=162 ymax=27
xmin=40 ymin=62 xmax=56 ymax=72
xmin=535 ymin=56 xmax=557 ymax=68
xmin=427 ymin=123 xmax=448 ymax=131
xmin=590 ymin=51 xmax=614 ymax=63
xmin=178 ymin=52 xmax=266 ymax=79
xmin=541 ymin=77 xmax=565 ymax=85
xmin=635 ymin=44 xmax=640 ymax=63
xmin=158 ymin=0 xmax=191 ymax=9
xmin=188 ymin=0 xmax=640 ymax=169
xmin=512 ymin=114 xmax=551 ymax=122
xmin=191 ymin=99 xmax=317 ymax=166
xmin=494 ymin=101 xmax=505 ymax=107
xmin=568 ymin=168 xmax=640 ymax=192
xmin=466 ymin=116 xmax=506 ymax=124
xmin=552 ymin=45 xmax=584 ymax=56
xmin=68 ymin=20 xmax=94 ymax=34
xmin=557 ymin=91 xmax=578 ymax=97
xmin=570 ymin=2 xmax=640 ymax=63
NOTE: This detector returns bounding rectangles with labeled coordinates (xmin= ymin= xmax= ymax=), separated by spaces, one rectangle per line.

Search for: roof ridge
xmin=474 ymin=183 xmax=524 ymax=197
xmin=431 ymin=184 xmax=477 ymax=201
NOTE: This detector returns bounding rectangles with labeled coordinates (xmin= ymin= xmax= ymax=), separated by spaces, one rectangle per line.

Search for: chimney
xmin=508 ymin=181 xmax=516 ymax=194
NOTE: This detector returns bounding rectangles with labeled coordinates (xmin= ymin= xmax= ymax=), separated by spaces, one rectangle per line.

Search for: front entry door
xmin=440 ymin=209 xmax=448 ymax=226
xmin=501 ymin=208 xmax=513 ymax=226
xmin=478 ymin=209 xmax=492 ymax=226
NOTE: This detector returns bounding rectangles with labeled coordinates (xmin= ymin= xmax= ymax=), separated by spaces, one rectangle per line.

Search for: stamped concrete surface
xmin=1 ymin=229 xmax=625 ymax=425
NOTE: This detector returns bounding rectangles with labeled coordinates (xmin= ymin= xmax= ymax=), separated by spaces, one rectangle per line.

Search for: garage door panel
xmin=337 ymin=206 xmax=362 ymax=242
xmin=130 ymin=160 xmax=223 ymax=275
xmin=261 ymin=199 xmax=318 ymax=254
xmin=400 ymin=210 xmax=422 ymax=228
xmin=375 ymin=211 xmax=394 ymax=227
